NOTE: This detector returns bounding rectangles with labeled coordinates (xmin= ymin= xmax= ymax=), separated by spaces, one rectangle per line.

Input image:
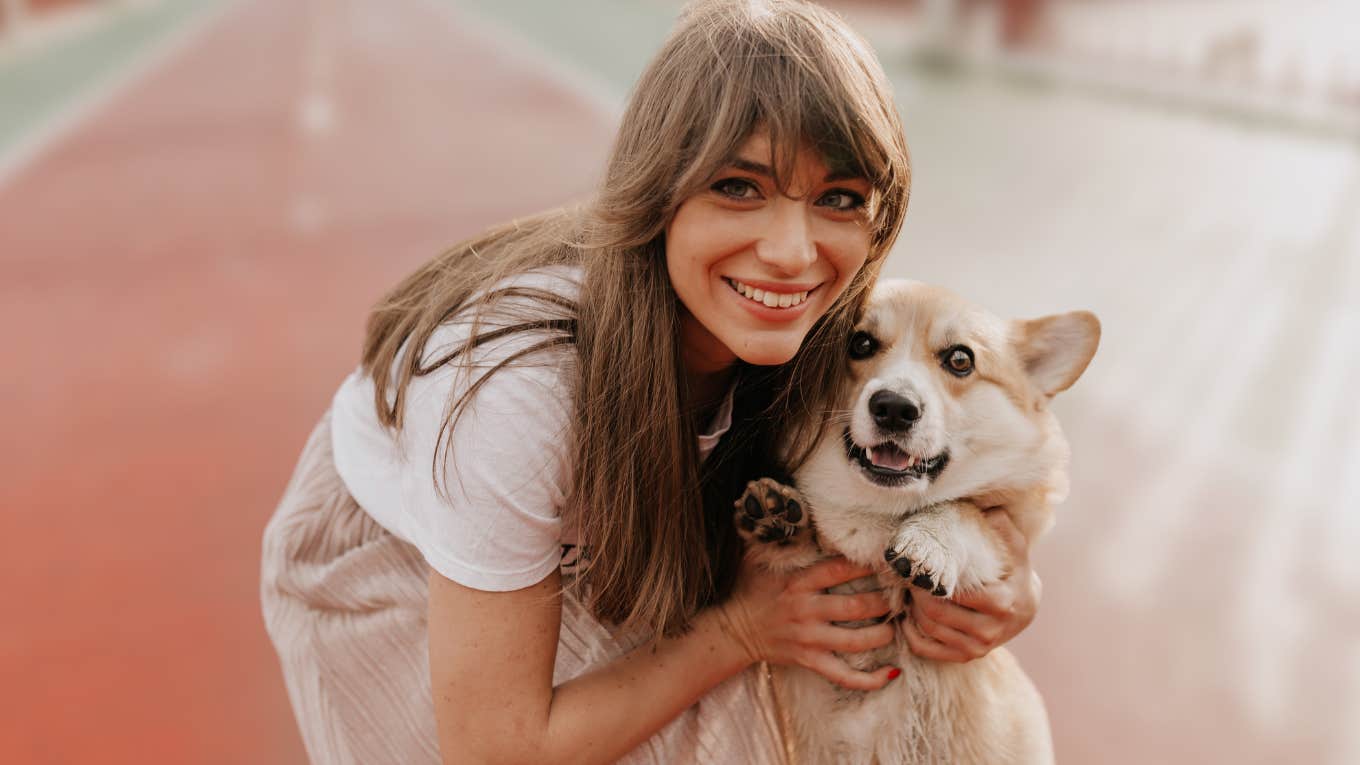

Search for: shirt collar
xmin=696 ymin=378 xmax=737 ymax=458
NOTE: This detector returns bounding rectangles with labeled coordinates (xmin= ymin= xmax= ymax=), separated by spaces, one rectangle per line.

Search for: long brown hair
xmin=362 ymin=0 xmax=911 ymax=638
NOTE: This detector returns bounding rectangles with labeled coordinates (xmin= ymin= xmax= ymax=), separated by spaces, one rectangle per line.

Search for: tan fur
xmin=743 ymin=279 xmax=1100 ymax=764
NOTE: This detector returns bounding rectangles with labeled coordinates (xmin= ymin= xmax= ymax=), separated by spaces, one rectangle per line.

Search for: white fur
xmin=752 ymin=280 xmax=1099 ymax=764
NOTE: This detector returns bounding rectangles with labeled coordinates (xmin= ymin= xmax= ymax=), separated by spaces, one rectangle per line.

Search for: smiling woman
xmin=666 ymin=130 xmax=874 ymax=368
xmin=256 ymin=2 xmax=1041 ymax=764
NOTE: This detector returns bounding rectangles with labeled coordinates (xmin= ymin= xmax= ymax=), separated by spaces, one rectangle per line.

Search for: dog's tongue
xmin=869 ymin=445 xmax=913 ymax=471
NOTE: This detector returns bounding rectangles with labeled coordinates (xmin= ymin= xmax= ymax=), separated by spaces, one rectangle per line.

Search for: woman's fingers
xmin=908 ymin=608 xmax=990 ymax=660
xmin=789 ymin=557 xmax=878 ymax=592
xmin=915 ymin=588 xmax=993 ymax=631
xmin=800 ymin=651 xmax=899 ymax=692
xmin=803 ymin=622 xmax=895 ymax=654
xmin=900 ymin=614 xmax=978 ymax=663
xmin=950 ymin=579 xmax=1015 ymax=617
xmin=810 ymin=591 xmax=891 ymax=623
xmin=931 ymin=573 xmax=1040 ymax=646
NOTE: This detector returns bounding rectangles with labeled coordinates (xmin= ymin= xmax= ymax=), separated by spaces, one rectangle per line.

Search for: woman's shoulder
xmin=494 ymin=263 xmax=582 ymax=295
xmin=416 ymin=264 xmax=581 ymax=367
xmin=330 ymin=263 xmax=584 ymax=591
xmin=473 ymin=264 xmax=583 ymax=311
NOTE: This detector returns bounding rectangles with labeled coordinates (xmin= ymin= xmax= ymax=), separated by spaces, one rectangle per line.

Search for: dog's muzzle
xmin=842 ymin=429 xmax=949 ymax=487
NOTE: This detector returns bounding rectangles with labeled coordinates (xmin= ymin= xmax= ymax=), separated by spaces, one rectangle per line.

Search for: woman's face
xmin=666 ymin=131 xmax=873 ymax=371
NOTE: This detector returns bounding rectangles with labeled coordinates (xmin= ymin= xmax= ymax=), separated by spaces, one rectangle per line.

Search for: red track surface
xmin=0 ymin=0 xmax=611 ymax=761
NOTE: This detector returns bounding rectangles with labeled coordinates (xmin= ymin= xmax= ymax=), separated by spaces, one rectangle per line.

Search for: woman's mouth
xmin=724 ymin=278 xmax=813 ymax=309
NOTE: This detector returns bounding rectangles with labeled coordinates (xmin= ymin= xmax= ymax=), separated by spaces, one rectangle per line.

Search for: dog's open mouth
xmin=842 ymin=429 xmax=949 ymax=486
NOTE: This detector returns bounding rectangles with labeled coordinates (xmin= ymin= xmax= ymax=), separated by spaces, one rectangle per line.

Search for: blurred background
xmin=2 ymin=0 xmax=1357 ymax=762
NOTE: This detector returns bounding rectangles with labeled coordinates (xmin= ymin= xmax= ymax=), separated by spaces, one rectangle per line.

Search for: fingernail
xmin=887 ymin=667 xmax=901 ymax=680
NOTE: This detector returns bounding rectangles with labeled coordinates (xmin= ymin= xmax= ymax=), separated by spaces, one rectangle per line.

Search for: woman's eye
xmin=711 ymin=178 xmax=760 ymax=200
xmin=940 ymin=345 xmax=975 ymax=377
xmin=817 ymin=189 xmax=866 ymax=212
xmin=849 ymin=331 xmax=878 ymax=360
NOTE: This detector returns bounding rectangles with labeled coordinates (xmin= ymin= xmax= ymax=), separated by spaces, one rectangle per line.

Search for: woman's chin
xmin=735 ymin=342 xmax=801 ymax=368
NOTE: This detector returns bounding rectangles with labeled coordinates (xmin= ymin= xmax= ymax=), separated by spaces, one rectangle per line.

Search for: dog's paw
xmin=884 ymin=525 xmax=960 ymax=597
xmin=735 ymin=478 xmax=809 ymax=546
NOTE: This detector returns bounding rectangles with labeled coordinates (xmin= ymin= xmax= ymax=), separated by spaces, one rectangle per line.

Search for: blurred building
xmin=880 ymin=0 xmax=1359 ymax=134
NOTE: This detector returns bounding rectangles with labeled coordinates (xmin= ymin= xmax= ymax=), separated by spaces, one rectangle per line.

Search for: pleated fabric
xmin=261 ymin=412 xmax=792 ymax=764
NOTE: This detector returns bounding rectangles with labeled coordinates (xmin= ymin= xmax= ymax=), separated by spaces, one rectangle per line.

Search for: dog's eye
xmin=848 ymin=331 xmax=878 ymax=360
xmin=940 ymin=345 xmax=975 ymax=377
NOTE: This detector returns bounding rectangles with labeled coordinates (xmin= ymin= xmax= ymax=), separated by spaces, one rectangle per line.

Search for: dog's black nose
xmin=869 ymin=391 xmax=921 ymax=432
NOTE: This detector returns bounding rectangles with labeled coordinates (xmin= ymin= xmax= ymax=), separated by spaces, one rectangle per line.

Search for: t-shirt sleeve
xmin=393 ymin=346 xmax=573 ymax=591
xmin=329 ymin=267 xmax=580 ymax=592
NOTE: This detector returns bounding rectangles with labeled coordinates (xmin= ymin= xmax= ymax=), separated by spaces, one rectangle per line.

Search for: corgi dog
xmin=736 ymin=279 xmax=1100 ymax=764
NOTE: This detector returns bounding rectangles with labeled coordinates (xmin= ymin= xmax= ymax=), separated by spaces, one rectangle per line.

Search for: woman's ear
xmin=1013 ymin=311 xmax=1101 ymax=397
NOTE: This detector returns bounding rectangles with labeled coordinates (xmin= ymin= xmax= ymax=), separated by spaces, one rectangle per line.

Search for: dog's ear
xmin=1013 ymin=311 xmax=1101 ymax=397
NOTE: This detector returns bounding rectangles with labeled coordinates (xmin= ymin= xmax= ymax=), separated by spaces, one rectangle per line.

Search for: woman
xmin=261 ymin=1 xmax=1040 ymax=763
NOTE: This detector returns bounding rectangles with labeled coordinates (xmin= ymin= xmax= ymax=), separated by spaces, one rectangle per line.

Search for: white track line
xmin=288 ymin=0 xmax=339 ymax=236
xmin=0 ymin=0 xmax=240 ymax=190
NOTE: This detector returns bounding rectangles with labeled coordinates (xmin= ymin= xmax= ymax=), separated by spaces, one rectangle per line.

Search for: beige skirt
xmin=260 ymin=411 xmax=791 ymax=765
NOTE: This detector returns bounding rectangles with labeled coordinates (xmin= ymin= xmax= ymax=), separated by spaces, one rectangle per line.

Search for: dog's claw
xmin=891 ymin=557 xmax=913 ymax=578
xmin=887 ymin=526 xmax=959 ymax=598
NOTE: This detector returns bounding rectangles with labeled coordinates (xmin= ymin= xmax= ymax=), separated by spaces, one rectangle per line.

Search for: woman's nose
xmin=753 ymin=202 xmax=816 ymax=276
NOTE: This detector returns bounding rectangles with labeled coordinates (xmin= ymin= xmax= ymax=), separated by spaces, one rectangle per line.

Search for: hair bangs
xmin=662 ymin=0 xmax=910 ymax=257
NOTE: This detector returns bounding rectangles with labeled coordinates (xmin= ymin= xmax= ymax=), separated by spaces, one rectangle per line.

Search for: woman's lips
xmin=723 ymin=277 xmax=819 ymax=311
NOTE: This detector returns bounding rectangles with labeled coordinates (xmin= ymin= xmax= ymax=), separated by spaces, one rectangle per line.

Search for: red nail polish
xmin=887 ymin=668 xmax=901 ymax=680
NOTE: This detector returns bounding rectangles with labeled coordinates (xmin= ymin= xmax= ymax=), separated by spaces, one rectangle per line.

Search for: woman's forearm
xmin=431 ymin=559 xmax=895 ymax=765
xmin=430 ymin=570 xmax=755 ymax=765
xmin=535 ymin=608 xmax=753 ymax=764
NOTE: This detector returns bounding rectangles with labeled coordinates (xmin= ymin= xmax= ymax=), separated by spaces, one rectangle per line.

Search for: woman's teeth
xmin=726 ymin=279 xmax=810 ymax=308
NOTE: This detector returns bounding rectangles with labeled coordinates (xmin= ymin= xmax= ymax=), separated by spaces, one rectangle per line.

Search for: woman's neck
xmin=678 ymin=311 xmax=737 ymax=425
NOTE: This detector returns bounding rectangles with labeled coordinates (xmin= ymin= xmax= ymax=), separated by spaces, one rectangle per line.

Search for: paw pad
xmin=734 ymin=478 xmax=809 ymax=547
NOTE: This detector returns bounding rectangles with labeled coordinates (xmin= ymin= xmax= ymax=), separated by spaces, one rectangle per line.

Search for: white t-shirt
xmin=330 ymin=266 xmax=734 ymax=592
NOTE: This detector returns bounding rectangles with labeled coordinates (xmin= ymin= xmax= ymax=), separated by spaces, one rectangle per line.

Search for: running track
xmin=1 ymin=0 xmax=612 ymax=761
xmin=3 ymin=1 xmax=1359 ymax=763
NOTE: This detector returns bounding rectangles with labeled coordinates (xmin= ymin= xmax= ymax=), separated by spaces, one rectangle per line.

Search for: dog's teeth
xmin=905 ymin=455 xmax=917 ymax=469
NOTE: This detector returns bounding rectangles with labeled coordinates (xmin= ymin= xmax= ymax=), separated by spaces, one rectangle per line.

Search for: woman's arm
xmin=900 ymin=507 xmax=1042 ymax=662
xmin=429 ymin=556 xmax=898 ymax=765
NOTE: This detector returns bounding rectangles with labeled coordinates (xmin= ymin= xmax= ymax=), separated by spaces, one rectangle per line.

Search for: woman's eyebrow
xmin=728 ymin=157 xmax=866 ymax=183
xmin=729 ymin=158 xmax=773 ymax=176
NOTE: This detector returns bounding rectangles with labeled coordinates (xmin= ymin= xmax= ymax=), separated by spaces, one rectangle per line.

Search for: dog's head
xmin=804 ymin=279 xmax=1101 ymax=509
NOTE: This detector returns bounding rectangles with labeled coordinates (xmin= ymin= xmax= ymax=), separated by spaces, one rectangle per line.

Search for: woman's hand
xmin=901 ymin=508 xmax=1041 ymax=663
xmin=714 ymin=555 xmax=900 ymax=691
